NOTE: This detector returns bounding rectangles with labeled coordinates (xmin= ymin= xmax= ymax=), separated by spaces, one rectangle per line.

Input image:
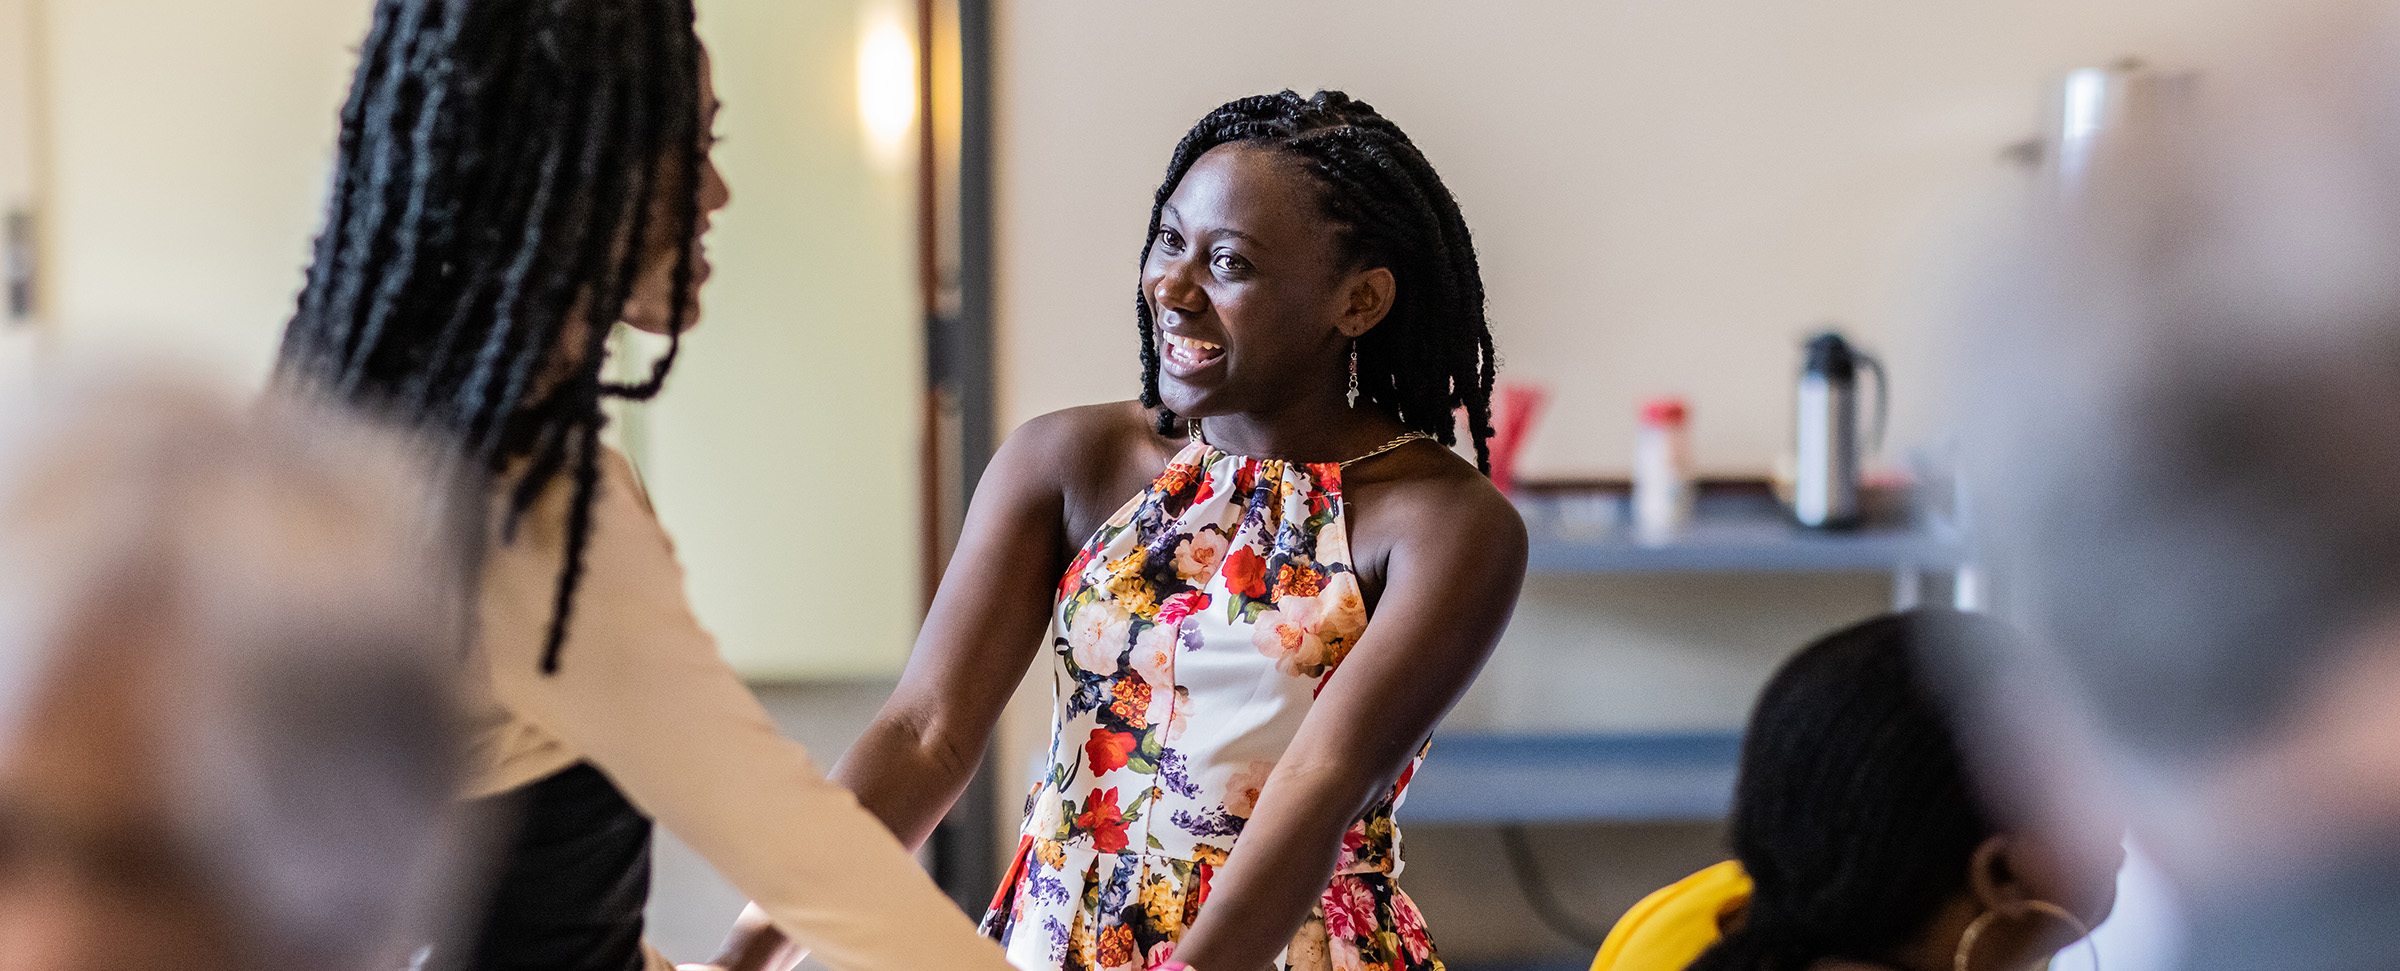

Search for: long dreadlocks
xmin=1135 ymin=90 xmax=1499 ymax=473
xmin=277 ymin=0 xmax=704 ymax=673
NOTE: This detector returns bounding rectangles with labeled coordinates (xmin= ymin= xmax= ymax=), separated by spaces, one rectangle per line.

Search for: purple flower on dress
xmin=1170 ymin=806 xmax=1246 ymax=838
xmin=1159 ymin=750 xmax=1201 ymax=799
xmin=1029 ymin=868 xmax=1069 ymax=905
xmin=1045 ymin=917 xmax=1069 ymax=966
xmin=1180 ymin=624 xmax=1205 ymax=653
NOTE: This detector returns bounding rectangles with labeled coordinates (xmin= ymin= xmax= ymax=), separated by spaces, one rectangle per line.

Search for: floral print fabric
xmin=981 ymin=441 xmax=1442 ymax=971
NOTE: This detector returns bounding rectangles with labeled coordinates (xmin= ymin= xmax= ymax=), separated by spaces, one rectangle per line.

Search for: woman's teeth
xmin=1164 ymin=333 xmax=1223 ymax=367
xmin=1166 ymin=330 xmax=1228 ymax=364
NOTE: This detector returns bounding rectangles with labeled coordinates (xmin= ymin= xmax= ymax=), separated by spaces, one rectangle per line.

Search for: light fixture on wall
xmin=856 ymin=6 xmax=917 ymax=167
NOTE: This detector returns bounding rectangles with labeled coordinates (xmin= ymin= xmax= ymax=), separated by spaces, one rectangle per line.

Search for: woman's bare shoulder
xmin=1007 ymin=401 xmax=1159 ymax=454
xmin=1356 ymin=443 xmax=1527 ymax=562
xmin=992 ymin=401 xmax=1180 ymax=503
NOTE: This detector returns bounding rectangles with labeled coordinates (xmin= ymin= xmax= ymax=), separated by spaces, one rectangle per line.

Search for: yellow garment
xmin=1590 ymin=861 xmax=1754 ymax=971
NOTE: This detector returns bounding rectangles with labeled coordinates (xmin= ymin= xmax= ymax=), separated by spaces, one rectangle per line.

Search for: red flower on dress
xmin=1222 ymin=546 xmax=1270 ymax=599
xmin=1308 ymin=482 xmax=1340 ymax=517
xmin=1076 ymin=787 xmax=1130 ymax=853
xmin=1060 ymin=546 xmax=1099 ymax=595
xmin=1086 ymin=728 xmax=1140 ymax=773
xmin=1391 ymin=896 xmax=1435 ymax=962
xmin=1155 ymin=591 xmax=1211 ymax=626
xmin=1321 ymin=876 xmax=1381 ymax=942
xmin=1186 ymin=864 xmax=1215 ymax=922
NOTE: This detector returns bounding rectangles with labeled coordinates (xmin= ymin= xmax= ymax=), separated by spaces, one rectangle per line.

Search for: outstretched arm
xmin=1169 ymin=481 xmax=1527 ymax=971
xmin=705 ymin=415 xmax=1090 ymax=968
xmin=485 ymin=451 xmax=1016 ymax=971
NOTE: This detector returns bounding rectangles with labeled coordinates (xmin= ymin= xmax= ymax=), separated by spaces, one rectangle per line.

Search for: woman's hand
xmin=691 ymin=903 xmax=803 ymax=971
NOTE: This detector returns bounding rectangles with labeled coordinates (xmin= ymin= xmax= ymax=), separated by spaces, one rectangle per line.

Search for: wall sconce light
xmin=857 ymin=7 xmax=918 ymax=167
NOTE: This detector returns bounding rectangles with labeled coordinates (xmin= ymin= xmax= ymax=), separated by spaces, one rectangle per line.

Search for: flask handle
xmin=1854 ymin=349 xmax=1889 ymax=457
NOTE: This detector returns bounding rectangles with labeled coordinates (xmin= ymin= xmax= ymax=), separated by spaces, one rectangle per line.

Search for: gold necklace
xmin=1338 ymin=431 xmax=1437 ymax=468
xmin=1188 ymin=419 xmax=1435 ymax=468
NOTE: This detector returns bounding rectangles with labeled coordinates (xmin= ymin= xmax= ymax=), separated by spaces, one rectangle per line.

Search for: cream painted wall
xmin=646 ymin=0 xmax=921 ymax=680
xmin=0 ymin=0 xmax=33 ymax=205
xmin=38 ymin=0 xmax=368 ymax=377
xmin=29 ymin=0 xmax=924 ymax=679
xmin=991 ymin=0 xmax=2335 ymax=477
xmin=0 ymin=0 xmax=39 ymax=372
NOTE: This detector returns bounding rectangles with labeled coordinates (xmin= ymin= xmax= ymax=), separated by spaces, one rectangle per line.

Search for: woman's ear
xmin=1966 ymin=834 xmax=2031 ymax=911
xmin=1335 ymin=267 xmax=1397 ymax=339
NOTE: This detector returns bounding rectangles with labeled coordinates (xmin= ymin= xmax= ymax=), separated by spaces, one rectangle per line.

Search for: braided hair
xmin=276 ymin=0 xmax=705 ymax=673
xmin=1135 ymin=90 xmax=1498 ymax=472
xmin=1691 ymin=610 xmax=2001 ymax=971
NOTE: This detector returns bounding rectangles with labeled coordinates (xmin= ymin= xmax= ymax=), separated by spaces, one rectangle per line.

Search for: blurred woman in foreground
xmin=0 ymin=372 xmax=467 ymax=971
xmin=1594 ymin=611 xmax=2120 ymax=971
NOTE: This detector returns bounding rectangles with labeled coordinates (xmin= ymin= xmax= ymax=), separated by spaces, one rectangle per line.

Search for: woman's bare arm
xmin=1167 ymin=475 xmax=1527 ymax=971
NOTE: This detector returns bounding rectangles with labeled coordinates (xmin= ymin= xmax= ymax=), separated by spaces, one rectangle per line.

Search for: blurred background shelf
xmin=1517 ymin=487 xmax=1967 ymax=576
xmin=1410 ymin=732 xmax=1744 ymax=825
xmin=1512 ymin=486 xmax=1975 ymax=609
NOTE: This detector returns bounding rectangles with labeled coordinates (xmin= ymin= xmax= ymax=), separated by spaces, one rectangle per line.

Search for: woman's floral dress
xmin=981 ymin=440 xmax=1443 ymax=971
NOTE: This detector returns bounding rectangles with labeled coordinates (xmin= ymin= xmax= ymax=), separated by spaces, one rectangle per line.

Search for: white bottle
xmin=1633 ymin=397 xmax=1694 ymax=546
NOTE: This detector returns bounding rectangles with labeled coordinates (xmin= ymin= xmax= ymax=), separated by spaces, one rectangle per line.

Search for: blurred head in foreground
xmin=1965 ymin=10 xmax=2400 ymax=965
xmin=0 ymin=371 xmax=470 ymax=971
xmin=1693 ymin=611 xmax=2118 ymax=971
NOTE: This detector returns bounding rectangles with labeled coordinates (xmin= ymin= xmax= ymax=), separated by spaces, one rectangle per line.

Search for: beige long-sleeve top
xmin=462 ymin=447 xmax=1013 ymax=971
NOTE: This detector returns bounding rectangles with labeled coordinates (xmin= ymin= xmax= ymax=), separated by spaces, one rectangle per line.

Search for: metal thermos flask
xmin=1793 ymin=331 xmax=1886 ymax=530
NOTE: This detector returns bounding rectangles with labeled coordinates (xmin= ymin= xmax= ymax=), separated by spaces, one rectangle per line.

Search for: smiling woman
xmin=822 ymin=88 xmax=1528 ymax=971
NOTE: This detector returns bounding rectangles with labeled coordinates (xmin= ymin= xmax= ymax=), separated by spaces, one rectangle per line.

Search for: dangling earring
xmin=1953 ymin=900 xmax=2098 ymax=971
xmin=1346 ymin=340 xmax=1361 ymax=408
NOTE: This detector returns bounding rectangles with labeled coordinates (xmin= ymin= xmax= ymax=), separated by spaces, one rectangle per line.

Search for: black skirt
xmin=454 ymin=763 xmax=656 ymax=971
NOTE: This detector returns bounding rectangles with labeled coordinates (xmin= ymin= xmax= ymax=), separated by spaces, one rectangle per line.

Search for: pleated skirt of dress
xmin=983 ymin=836 xmax=1445 ymax=971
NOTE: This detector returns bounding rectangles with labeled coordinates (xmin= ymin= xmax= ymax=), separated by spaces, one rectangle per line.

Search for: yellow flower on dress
xmin=1038 ymin=839 xmax=1069 ymax=870
xmin=1065 ymin=910 xmax=1096 ymax=971
xmin=1120 ymin=586 xmax=1159 ymax=620
xmin=1140 ymin=873 xmax=1184 ymax=929
xmin=1278 ymin=562 xmax=1326 ymax=599
xmin=1104 ymin=551 xmax=1147 ymax=593
xmin=1096 ymin=924 xmax=1138 ymax=970
xmin=1110 ymin=678 xmax=1153 ymax=729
